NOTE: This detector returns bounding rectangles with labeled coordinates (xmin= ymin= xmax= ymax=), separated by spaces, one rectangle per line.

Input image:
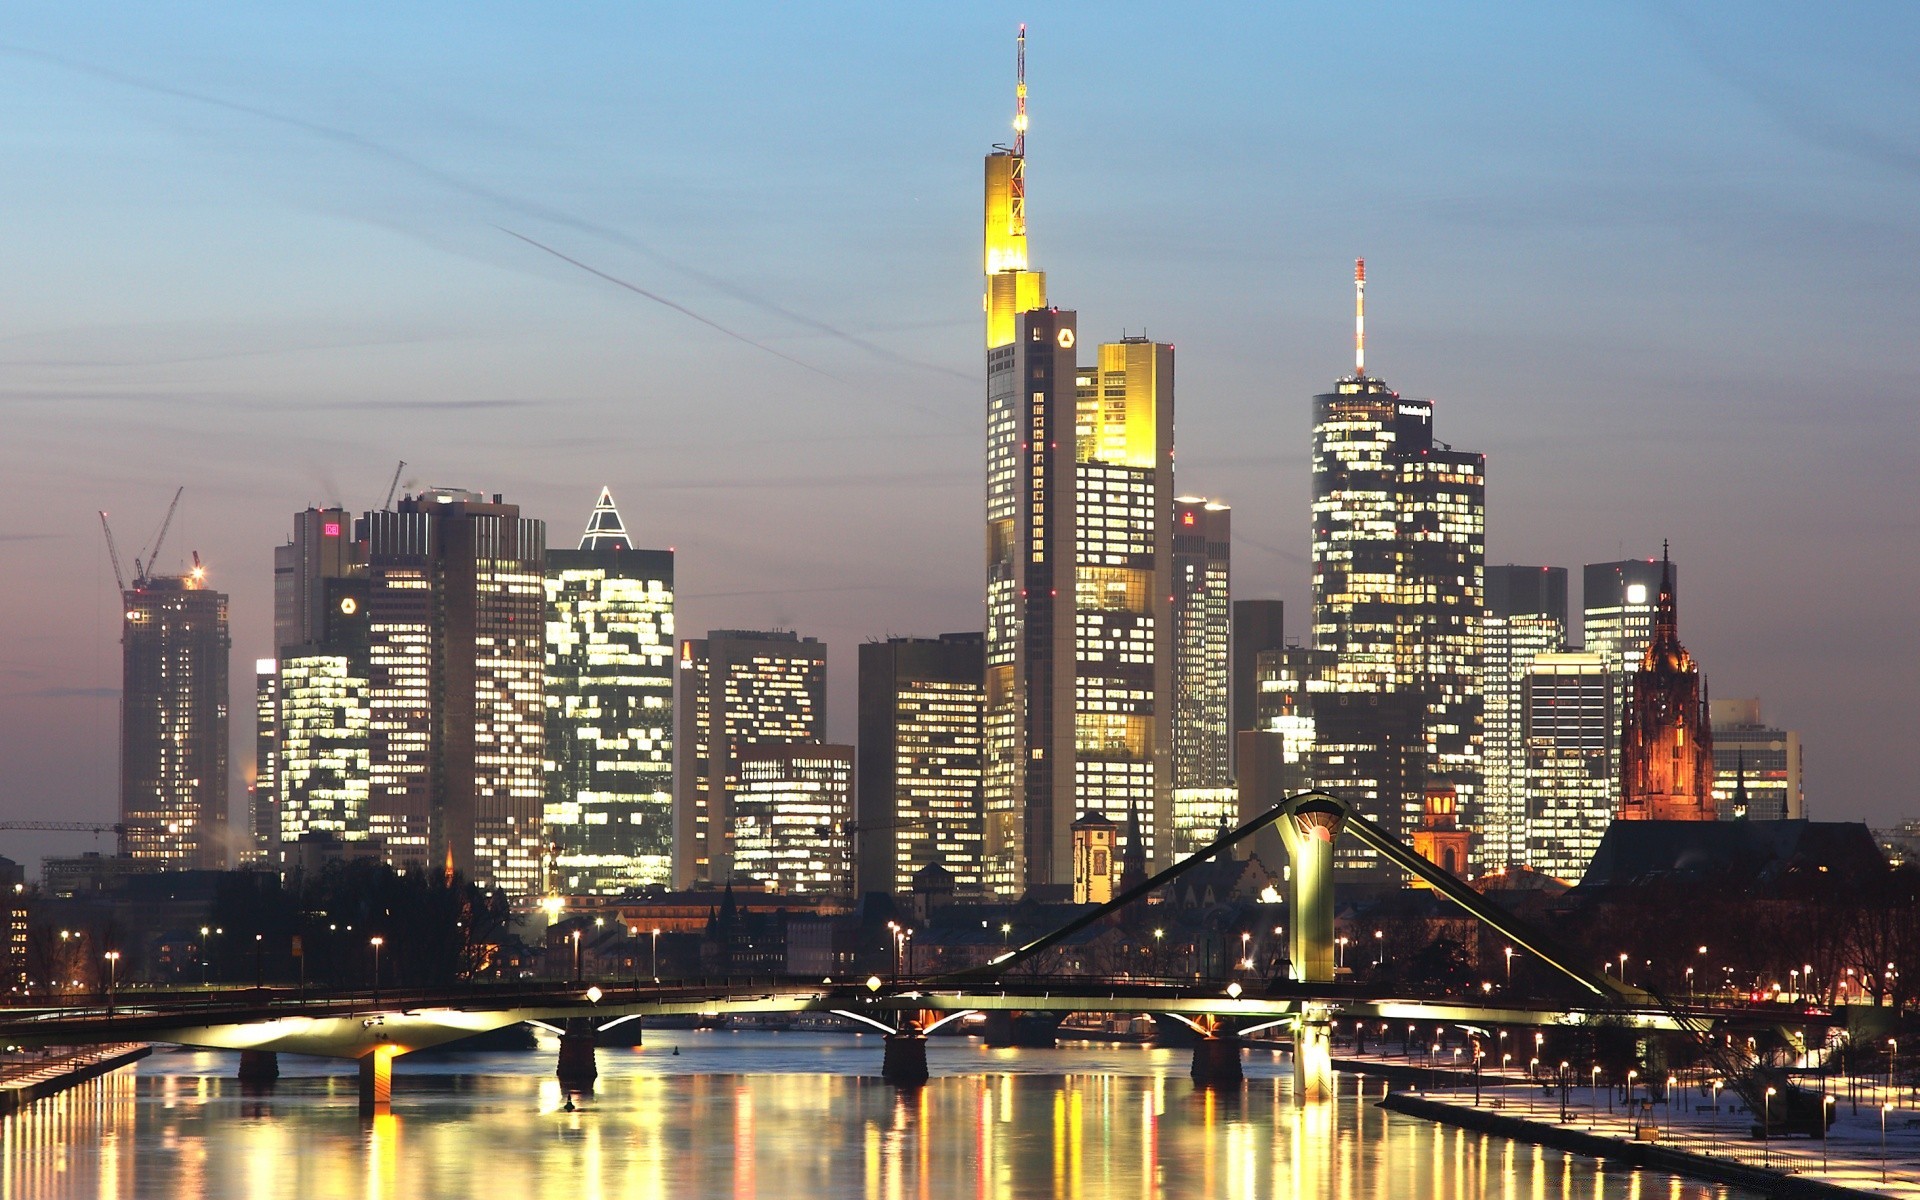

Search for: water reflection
xmin=0 ymin=1037 xmax=1754 ymax=1200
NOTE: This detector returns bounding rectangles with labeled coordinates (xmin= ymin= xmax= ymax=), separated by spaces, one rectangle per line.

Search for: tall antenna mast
xmin=1354 ymin=258 xmax=1366 ymax=377
xmin=1009 ymin=24 xmax=1028 ymax=240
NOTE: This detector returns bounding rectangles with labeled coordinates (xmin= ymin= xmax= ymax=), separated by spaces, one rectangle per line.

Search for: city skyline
xmin=3 ymin=7 xmax=1917 ymax=869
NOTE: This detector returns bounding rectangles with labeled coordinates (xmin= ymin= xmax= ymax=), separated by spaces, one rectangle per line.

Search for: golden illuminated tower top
xmin=984 ymin=24 xmax=1046 ymax=348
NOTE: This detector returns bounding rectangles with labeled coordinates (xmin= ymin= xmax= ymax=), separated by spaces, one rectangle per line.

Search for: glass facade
xmin=1522 ymin=652 xmax=1613 ymax=881
xmin=1481 ymin=566 xmax=1568 ymax=869
xmin=1709 ymin=698 xmax=1803 ymax=822
xmin=1171 ymin=497 xmax=1231 ymax=797
xmin=856 ymin=635 xmax=985 ymax=897
xmin=120 ymin=575 xmax=229 ymax=868
xmin=733 ymin=745 xmax=854 ymax=896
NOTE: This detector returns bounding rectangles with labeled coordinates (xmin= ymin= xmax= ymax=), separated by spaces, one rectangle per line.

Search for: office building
xmin=544 ymin=489 xmax=675 ymax=895
xmin=120 ymin=571 xmax=230 ymax=868
xmin=673 ymin=630 xmax=827 ymax=888
xmin=1309 ymin=261 xmax=1485 ymax=880
xmin=856 ymin=634 xmax=985 ymax=897
xmin=1481 ymin=566 xmax=1568 ymax=868
xmin=981 ymin=43 xmax=1176 ymax=894
xmin=731 ymin=744 xmax=854 ymax=896
xmin=364 ymin=489 xmax=546 ymax=895
xmin=250 ymin=661 xmax=277 ymax=865
xmin=1521 ymin=651 xmax=1613 ymax=881
xmin=1709 ymin=699 xmax=1804 ymax=821
xmin=1230 ymin=600 xmax=1286 ymax=775
xmin=278 ymin=576 xmax=372 ymax=849
xmin=1172 ymin=497 xmax=1231 ymax=793
xmin=1618 ymin=548 xmax=1714 ymax=822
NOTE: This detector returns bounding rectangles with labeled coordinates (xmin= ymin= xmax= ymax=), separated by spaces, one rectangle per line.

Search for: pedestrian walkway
xmin=0 ymin=1044 xmax=149 ymax=1112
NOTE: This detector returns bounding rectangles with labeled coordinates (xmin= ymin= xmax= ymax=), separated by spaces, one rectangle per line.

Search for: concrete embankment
xmin=0 ymin=1044 xmax=151 ymax=1113
xmin=1381 ymin=1091 xmax=1872 ymax=1200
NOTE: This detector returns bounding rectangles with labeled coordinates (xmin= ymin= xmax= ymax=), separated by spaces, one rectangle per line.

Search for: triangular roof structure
xmin=578 ymin=487 xmax=631 ymax=551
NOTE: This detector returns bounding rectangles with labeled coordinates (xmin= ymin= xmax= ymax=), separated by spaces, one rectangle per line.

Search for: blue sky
xmin=1 ymin=3 xmax=1916 ymax=863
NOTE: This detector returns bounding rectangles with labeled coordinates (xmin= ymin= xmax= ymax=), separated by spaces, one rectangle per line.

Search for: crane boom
xmin=382 ymin=460 xmax=407 ymax=510
xmin=139 ymin=487 xmax=184 ymax=585
xmin=97 ymin=512 xmax=127 ymax=593
xmin=0 ymin=821 xmax=125 ymax=834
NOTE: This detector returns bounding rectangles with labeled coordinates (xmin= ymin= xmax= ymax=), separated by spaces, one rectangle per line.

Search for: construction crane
xmin=0 ymin=821 xmax=124 ymax=836
xmin=381 ymin=460 xmax=407 ymax=510
xmin=132 ymin=486 xmax=184 ymax=586
xmin=97 ymin=511 xmax=127 ymax=592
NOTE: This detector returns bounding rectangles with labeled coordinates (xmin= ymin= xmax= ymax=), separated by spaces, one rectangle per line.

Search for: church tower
xmin=1618 ymin=544 xmax=1714 ymax=821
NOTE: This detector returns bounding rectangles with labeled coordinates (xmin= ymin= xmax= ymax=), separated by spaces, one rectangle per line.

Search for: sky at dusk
xmin=2 ymin=3 xmax=1916 ymax=869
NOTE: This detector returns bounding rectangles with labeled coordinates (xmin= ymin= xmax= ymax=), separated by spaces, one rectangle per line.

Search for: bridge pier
xmin=557 ymin=1018 xmax=598 ymax=1091
xmin=237 ymin=1050 xmax=279 ymax=1087
xmin=882 ymin=1032 xmax=929 ymax=1088
xmin=1293 ymin=1010 xmax=1333 ymax=1102
xmin=1190 ymin=1033 xmax=1244 ymax=1088
xmin=358 ymin=1045 xmax=396 ymax=1116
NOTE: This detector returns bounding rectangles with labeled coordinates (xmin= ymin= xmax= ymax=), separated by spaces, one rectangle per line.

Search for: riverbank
xmin=1379 ymin=1084 xmax=1912 ymax=1199
xmin=0 ymin=1044 xmax=149 ymax=1112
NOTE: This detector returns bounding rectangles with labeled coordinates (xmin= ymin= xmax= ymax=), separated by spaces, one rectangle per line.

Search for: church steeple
xmin=578 ymin=487 xmax=631 ymax=551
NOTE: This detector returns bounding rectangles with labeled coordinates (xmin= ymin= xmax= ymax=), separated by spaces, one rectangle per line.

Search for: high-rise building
xmin=1709 ymin=699 xmax=1804 ymax=821
xmin=543 ymin=489 xmax=675 ymax=896
xmin=274 ymin=507 xmax=360 ymax=655
xmin=1521 ymin=651 xmax=1613 ymax=881
xmin=120 ymin=571 xmax=230 ymax=868
xmin=673 ymin=630 xmax=827 ymax=888
xmin=732 ymin=744 xmax=854 ymax=896
xmin=1309 ymin=261 xmax=1485 ymax=880
xmin=980 ymin=39 xmax=1176 ymax=895
xmin=1172 ymin=497 xmax=1231 ymax=793
xmin=1581 ymin=558 xmax=1670 ymax=676
xmin=364 ymin=489 xmax=546 ymax=895
xmin=251 ymin=661 xmax=277 ymax=865
xmin=856 ymin=634 xmax=985 ymax=898
xmin=1618 ymin=548 xmax=1714 ymax=822
xmin=278 ymin=576 xmax=371 ymax=849
xmin=1230 ymin=600 xmax=1286 ymax=775
xmin=1481 ymin=566 xmax=1568 ymax=868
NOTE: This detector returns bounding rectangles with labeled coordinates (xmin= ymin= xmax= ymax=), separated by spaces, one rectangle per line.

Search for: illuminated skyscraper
xmin=1521 ymin=651 xmax=1613 ymax=880
xmin=856 ymin=634 xmax=985 ymax=897
xmin=543 ymin=489 xmax=675 ymax=896
xmin=120 ymin=571 xmax=229 ymax=868
xmin=1172 ymin=498 xmax=1231 ymax=787
xmin=1581 ymin=558 xmax=1670 ymax=678
xmin=1481 ymin=566 xmax=1568 ymax=868
xmin=251 ymin=661 xmax=277 ymax=865
xmin=1309 ymin=261 xmax=1485 ymax=881
xmin=673 ymin=630 xmax=827 ymax=888
xmin=364 ymin=490 xmax=546 ymax=895
xmin=1618 ymin=548 xmax=1714 ymax=822
xmin=278 ymin=577 xmax=371 ymax=849
xmin=733 ymin=744 xmax=854 ymax=896
xmin=1709 ymin=698 xmax=1804 ymax=821
xmin=981 ymin=33 xmax=1175 ymax=894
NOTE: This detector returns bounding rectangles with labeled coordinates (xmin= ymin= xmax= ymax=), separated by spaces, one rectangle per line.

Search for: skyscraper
xmin=1618 ymin=548 xmax=1714 ymax=822
xmin=120 ymin=570 xmax=230 ymax=868
xmin=1309 ymin=261 xmax=1485 ymax=880
xmin=856 ymin=634 xmax=985 ymax=897
xmin=278 ymin=576 xmax=371 ymax=850
xmin=251 ymin=660 xmax=277 ymax=865
xmin=1521 ymin=652 xmax=1613 ymax=881
xmin=1709 ymin=698 xmax=1804 ymax=821
xmin=1481 ymin=566 xmax=1568 ymax=868
xmin=364 ymin=489 xmax=546 ymax=895
xmin=981 ymin=34 xmax=1176 ymax=895
xmin=543 ymin=489 xmax=675 ymax=895
xmin=1581 ymin=558 xmax=1670 ymax=678
xmin=1229 ymin=600 xmax=1286 ymax=776
xmin=1172 ymin=496 xmax=1231 ymax=792
xmin=733 ymin=744 xmax=854 ymax=896
xmin=673 ymin=629 xmax=827 ymax=888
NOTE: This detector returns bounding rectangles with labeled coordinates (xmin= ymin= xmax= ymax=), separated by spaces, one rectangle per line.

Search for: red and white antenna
xmin=1013 ymin=24 xmax=1028 ymax=157
xmin=1354 ymin=258 xmax=1366 ymax=377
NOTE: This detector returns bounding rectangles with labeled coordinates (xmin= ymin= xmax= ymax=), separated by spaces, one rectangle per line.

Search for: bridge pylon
xmin=358 ymin=1044 xmax=397 ymax=1116
xmin=557 ymin=1017 xmax=599 ymax=1091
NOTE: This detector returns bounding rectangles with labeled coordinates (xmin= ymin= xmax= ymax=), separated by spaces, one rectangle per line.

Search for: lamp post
xmin=1590 ymin=1066 xmax=1601 ymax=1128
xmin=1530 ymin=1058 xmax=1540 ymax=1113
xmin=1618 ymin=953 xmax=1629 ymax=987
xmin=1711 ymin=1080 xmax=1723 ymax=1154
xmin=571 ymin=928 xmax=583 ymax=984
xmin=1560 ymin=1062 xmax=1571 ymax=1122
xmin=1890 ymin=1037 xmax=1899 ymax=1103
xmin=1764 ymin=1086 xmax=1776 ymax=1168
xmin=651 ymin=927 xmax=661 ymax=981
xmin=1823 ymin=1094 xmax=1834 ymax=1170
xmin=369 ymin=936 xmax=384 ymax=1004
xmin=103 ymin=951 xmax=120 ymax=1016
xmin=1504 ymin=946 xmax=1514 ymax=984
xmin=1374 ymin=929 xmax=1384 ymax=967
xmin=1153 ymin=928 xmax=1164 ymax=977
xmin=1241 ymin=931 xmax=1252 ymax=971
xmin=1686 ymin=966 xmax=1695 ymax=1004
xmin=199 ymin=925 xmax=210 ymax=987
xmin=1336 ymin=936 xmax=1348 ymax=969
xmin=1884 ymin=1102 xmax=1892 ymax=1184
xmin=1666 ymin=1074 xmax=1677 ymax=1138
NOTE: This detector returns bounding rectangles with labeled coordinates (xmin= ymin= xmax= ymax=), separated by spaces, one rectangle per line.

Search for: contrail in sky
xmin=499 ymin=228 xmax=839 ymax=379
xmin=0 ymin=42 xmax=972 ymax=382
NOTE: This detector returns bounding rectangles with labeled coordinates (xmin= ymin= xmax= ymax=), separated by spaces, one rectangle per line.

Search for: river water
xmin=1 ymin=1031 xmax=1758 ymax=1199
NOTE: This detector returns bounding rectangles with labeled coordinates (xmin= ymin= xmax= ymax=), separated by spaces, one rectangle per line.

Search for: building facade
xmin=1709 ymin=698 xmax=1804 ymax=822
xmin=364 ymin=490 xmax=547 ymax=894
xmin=543 ymin=489 xmax=675 ymax=896
xmin=121 ymin=573 xmax=230 ymax=868
xmin=1481 ymin=566 xmax=1568 ymax=868
xmin=1171 ymin=497 xmax=1231 ymax=795
xmin=732 ymin=744 xmax=854 ymax=896
xmin=1521 ymin=651 xmax=1613 ymax=881
xmin=1229 ymin=600 xmax=1286 ymax=777
xmin=855 ymin=634 xmax=985 ymax=898
xmin=673 ymin=630 xmax=827 ymax=888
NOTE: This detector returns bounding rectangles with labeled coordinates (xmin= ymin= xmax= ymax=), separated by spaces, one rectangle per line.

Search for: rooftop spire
xmin=1013 ymin=24 xmax=1028 ymax=157
xmin=577 ymin=487 xmax=631 ymax=551
xmin=1354 ymin=258 xmax=1366 ymax=377
xmin=1653 ymin=539 xmax=1677 ymax=647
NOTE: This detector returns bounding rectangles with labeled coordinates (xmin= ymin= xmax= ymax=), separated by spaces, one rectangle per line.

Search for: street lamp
xmin=1374 ymin=929 xmax=1384 ymax=966
xmin=1240 ymin=931 xmax=1252 ymax=971
xmin=369 ymin=936 xmax=384 ymax=1004
xmin=1884 ymin=1102 xmax=1893 ymax=1184
xmin=1336 ymin=935 xmax=1348 ymax=969
xmin=103 ymin=951 xmax=121 ymax=1015
xmin=651 ymin=927 xmax=661 ymax=980
xmin=1504 ymin=946 xmax=1514 ymax=983
xmin=1590 ymin=1066 xmax=1601 ymax=1128
xmin=1764 ymin=1086 xmax=1777 ymax=1168
xmin=1618 ymin=953 xmax=1629 ymax=986
xmin=199 ymin=925 xmax=210 ymax=986
xmin=1153 ymin=928 xmax=1164 ymax=977
xmin=1711 ymin=1080 xmax=1723 ymax=1153
xmin=571 ymin=928 xmax=584 ymax=984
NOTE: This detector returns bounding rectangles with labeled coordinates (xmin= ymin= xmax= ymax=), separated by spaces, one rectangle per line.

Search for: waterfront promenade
xmin=0 ymin=1044 xmax=149 ymax=1112
xmin=1339 ymin=1048 xmax=1920 ymax=1198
